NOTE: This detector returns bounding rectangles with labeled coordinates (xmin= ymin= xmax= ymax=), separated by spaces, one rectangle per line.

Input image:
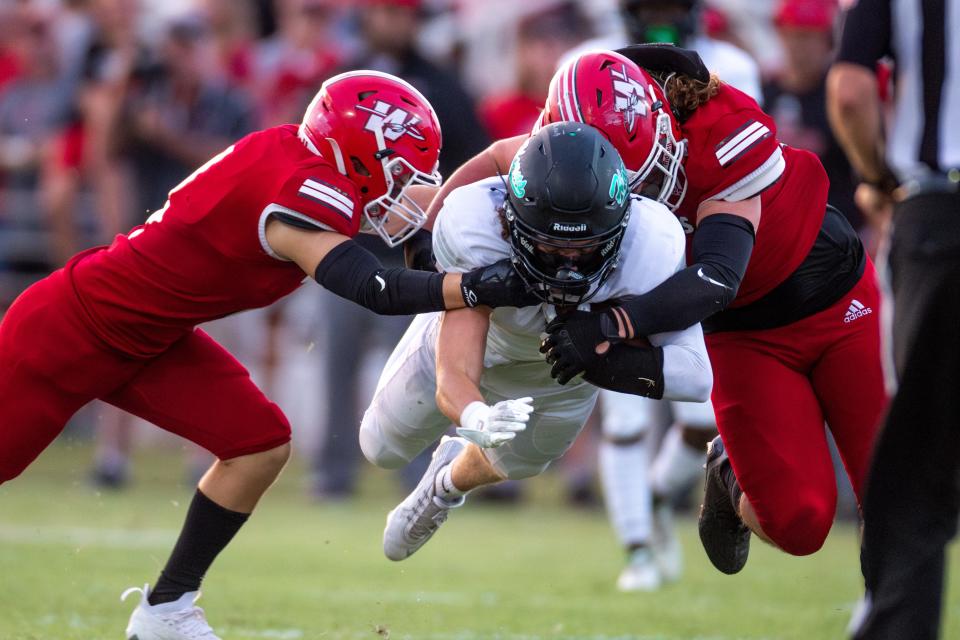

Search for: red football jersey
xmin=676 ymin=84 xmax=828 ymax=306
xmin=67 ymin=124 xmax=362 ymax=357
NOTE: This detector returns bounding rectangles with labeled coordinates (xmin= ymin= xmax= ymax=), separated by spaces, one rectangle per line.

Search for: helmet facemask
xmin=629 ymin=111 xmax=687 ymax=210
xmin=363 ymin=152 xmax=441 ymax=247
xmin=504 ymin=202 xmax=628 ymax=307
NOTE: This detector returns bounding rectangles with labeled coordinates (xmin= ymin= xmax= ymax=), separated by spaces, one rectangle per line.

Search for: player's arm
xmin=435 ymin=307 xmax=533 ymax=448
xmin=550 ymin=198 xmax=757 ymax=357
xmin=612 ymin=196 xmax=759 ymax=335
xmin=264 ymin=218 xmax=537 ymax=314
xmin=422 ymin=135 xmax=528 ymax=230
xmin=403 ymin=136 xmax=528 ymax=271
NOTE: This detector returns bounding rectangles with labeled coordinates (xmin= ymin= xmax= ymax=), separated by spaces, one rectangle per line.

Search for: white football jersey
xmin=432 ymin=178 xmax=711 ymax=401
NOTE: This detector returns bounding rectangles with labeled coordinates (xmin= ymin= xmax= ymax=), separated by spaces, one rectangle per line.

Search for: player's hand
xmin=460 ymin=259 xmax=541 ymax=308
xmin=540 ymin=310 xmax=622 ymax=384
xmin=403 ymin=229 xmax=437 ymax=272
xmin=456 ymin=397 xmax=534 ymax=448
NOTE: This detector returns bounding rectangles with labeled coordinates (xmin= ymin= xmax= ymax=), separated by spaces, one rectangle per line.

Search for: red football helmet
xmin=300 ymin=70 xmax=442 ymax=246
xmin=540 ymin=49 xmax=687 ymax=210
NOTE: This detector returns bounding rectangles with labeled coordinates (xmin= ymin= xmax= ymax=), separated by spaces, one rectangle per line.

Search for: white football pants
xmin=360 ymin=313 xmax=599 ymax=479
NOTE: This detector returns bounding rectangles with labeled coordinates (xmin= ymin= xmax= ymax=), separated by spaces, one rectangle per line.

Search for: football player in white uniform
xmin=359 ymin=122 xmax=713 ymax=562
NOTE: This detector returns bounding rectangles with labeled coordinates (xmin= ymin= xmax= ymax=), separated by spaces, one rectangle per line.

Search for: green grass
xmin=0 ymin=442 xmax=957 ymax=640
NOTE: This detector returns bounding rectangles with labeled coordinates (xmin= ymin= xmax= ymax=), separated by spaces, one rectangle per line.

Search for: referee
xmin=827 ymin=0 xmax=960 ymax=638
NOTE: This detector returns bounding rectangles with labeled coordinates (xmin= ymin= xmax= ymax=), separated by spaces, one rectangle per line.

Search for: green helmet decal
xmin=609 ymin=164 xmax=629 ymax=206
xmin=509 ymin=156 xmax=527 ymax=199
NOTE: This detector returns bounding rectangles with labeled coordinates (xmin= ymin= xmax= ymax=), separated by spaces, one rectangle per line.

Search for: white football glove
xmin=456 ymin=397 xmax=534 ymax=449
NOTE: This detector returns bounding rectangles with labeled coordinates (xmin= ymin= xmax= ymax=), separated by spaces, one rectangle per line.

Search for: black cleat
xmin=698 ymin=436 xmax=750 ymax=574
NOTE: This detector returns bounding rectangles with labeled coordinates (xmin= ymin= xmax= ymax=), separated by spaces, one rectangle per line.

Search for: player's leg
xmin=649 ymin=400 xmax=718 ymax=582
xmin=384 ymin=362 xmax=598 ymax=561
xmin=704 ymin=332 xmax=838 ymax=570
xmin=359 ymin=313 xmax=451 ymax=469
xmin=105 ymin=329 xmax=291 ymax=638
xmin=598 ymin=390 xmax=661 ymax=591
xmin=810 ymin=264 xmax=887 ymax=506
xmin=652 ymin=402 xmax=717 ymax=500
xmin=0 ymin=272 xmax=140 ymax=484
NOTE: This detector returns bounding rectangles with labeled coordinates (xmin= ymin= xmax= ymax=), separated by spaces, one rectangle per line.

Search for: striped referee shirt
xmin=837 ymin=0 xmax=960 ymax=181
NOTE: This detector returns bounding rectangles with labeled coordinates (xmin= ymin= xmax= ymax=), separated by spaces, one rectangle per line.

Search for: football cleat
xmin=383 ymin=436 xmax=466 ymax=561
xmin=698 ymin=436 xmax=751 ymax=575
xmin=616 ymin=546 xmax=662 ymax=592
xmin=122 ymin=584 xmax=221 ymax=640
xmin=651 ymin=494 xmax=683 ymax=583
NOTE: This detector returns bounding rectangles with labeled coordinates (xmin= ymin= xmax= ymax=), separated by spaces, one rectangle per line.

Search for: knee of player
xmin=767 ymin=493 xmax=835 ymax=556
xmin=257 ymin=442 xmax=292 ymax=474
xmin=358 ymin=414 xmax=410 ymax=469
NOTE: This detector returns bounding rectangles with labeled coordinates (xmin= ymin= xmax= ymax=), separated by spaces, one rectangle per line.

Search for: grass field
xmin=0 ymin=442 xmax=957 ymax=640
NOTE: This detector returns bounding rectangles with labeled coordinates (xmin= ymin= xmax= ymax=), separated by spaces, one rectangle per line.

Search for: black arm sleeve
xmin=314 ymin=241 xmax=447 ymax=315
xmin=836 ymin=0 xmax=892 ymax=68
xmin=618 ymin=214 xmax=755 ymax=336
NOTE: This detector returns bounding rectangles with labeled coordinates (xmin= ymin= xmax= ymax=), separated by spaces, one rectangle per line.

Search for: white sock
xmin=599 ymin=438 xmax=652 ymax=548
xmin=434 ymin=463 xmax=464 ymax=499
xmin=651 ymin=425 xmax=707 ymax=497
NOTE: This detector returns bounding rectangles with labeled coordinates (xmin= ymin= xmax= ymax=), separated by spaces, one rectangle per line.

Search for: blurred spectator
xmin=762 ymin=0 xmax=862 ymax=230
xmin=0 ymin=6 xmax=76 ymax=300
xmin=254 ymin=0 xmax=344 ymax=127
xmin=200 ymin=0 xmax=260 ymax=91
xmin=477 ymin=2 xmax=590 ymax=140
xmin=119 ymin=14 xmax=255 ymax=216
xmin=77 ymin=0 xmax=148 ymax=241
xmin=348 ymin=0 xmax=488 ymax=178
xmin=0 ymin=10 xmax=73 ymax=190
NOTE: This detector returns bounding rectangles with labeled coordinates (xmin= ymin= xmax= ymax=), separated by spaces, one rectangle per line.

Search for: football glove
xmin=456 ymin=397 xmax=534 ymax=448
xmin=540 ymin=310 xmax=624 ymax=384
xmin=460 ymin=259 xmax=542 ymax=309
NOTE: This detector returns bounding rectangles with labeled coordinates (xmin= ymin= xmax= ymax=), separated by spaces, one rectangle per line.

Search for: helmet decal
xmin=358 ymin=100 xmax=425 ymax=142
xmin=609 ymin=165 xmax=629 ymax=206
xmin=610 ymin=63 xmax=648 ymax=135
xmin=509 ymin=156 xmax=527 ymax=199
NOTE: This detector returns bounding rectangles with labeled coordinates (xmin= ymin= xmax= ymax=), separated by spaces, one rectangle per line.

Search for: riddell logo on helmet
xmin=610 ymin=63 xmax=648 ymax=134
xmin=358 ymin=100 xmax=425 ymax=142
xmin=552 ymin=222 xmax=588 ymax=233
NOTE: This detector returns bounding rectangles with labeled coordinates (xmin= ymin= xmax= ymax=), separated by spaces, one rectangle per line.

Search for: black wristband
xmin=315 ymin=241 xmax=446 ymax=315
xmin=582 ymin=342 xmax=665 ymax=399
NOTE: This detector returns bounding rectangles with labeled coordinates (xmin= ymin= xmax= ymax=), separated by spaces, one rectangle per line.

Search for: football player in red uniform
xmin=425 ymin=47 xmax=887 ymax=576
xmin=0 ymin=70 xmax=535 ymax=640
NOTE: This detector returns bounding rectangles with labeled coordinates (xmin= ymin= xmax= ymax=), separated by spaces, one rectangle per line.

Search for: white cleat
xmin=651 ymin=498 xmax=683 ymax=583
xmin=122 ymin=584 xmax=221 ymax=640
xmin=383 ymin=436 xmax=466 ymax=561
xmin=616 ymin=547 xmax=662 ymax=592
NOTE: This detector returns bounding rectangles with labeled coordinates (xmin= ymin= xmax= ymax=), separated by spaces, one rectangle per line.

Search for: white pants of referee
xmin=360 ymin=313 xmax=598 ymax=479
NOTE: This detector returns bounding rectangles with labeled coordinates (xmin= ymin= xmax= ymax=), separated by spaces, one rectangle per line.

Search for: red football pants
xmin=0 ymin=270 xmax=291 ymax=483
xmin=706 ymin=260 xmax=887 ymax=556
